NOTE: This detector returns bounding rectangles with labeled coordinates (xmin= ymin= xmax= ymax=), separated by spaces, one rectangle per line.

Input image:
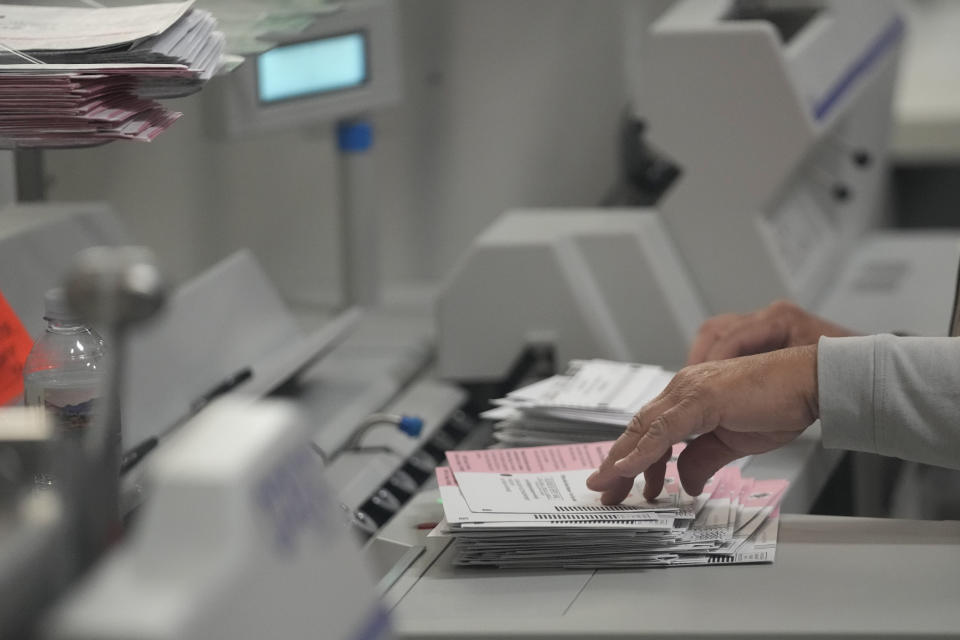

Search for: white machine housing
xmin=645 ymin=0 xmax=960 ymax=336
xmin=647 ymin=0 xmax=902 ymax=313
xmin=47 ymin=399 xmax=390 ymax=640
xmin=437 ymin=0 xmax=960 ymax=383
xmin=437 ymin=210 xmax=705 ymax=379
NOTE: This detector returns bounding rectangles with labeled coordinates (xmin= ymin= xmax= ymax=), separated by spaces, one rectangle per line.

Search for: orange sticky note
xmin=0 ymin=290 xmax=34 ymax=405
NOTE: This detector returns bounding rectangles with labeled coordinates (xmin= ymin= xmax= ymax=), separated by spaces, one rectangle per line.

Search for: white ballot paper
xmin=437 ymin=467 xmax=671 ymax=526
xmin=484 ymin=359 xmax=674 ymax=446
xmin=0 ymin=2 xmax=195 ymax=52
xmin=437 ymin=441 xmax=787 ymax=569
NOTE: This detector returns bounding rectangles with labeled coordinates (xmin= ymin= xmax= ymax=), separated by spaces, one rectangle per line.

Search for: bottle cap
xmin=43 ymin=288 xmax=81 ymax=323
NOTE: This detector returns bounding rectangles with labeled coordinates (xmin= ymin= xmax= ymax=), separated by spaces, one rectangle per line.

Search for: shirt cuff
xmin=817 ymin=335 xmax=878 ymax=454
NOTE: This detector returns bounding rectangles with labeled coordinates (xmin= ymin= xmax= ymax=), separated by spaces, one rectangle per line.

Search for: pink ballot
xmin=436 ymin=465 xmax=457 ymax=487
xmin=446 ymin=441 xmax=615 ymax=475
xmin=445 ymin=441 xmax=696 ymax=515
xmin=447 ymin=441 xmax=687 ymax=475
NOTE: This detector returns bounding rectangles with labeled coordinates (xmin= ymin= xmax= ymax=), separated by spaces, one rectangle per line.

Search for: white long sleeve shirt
xmin=818 ymin=334 xmax=960 ymax=470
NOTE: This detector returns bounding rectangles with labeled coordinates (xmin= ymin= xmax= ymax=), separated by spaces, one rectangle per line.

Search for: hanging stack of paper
xmin=433 ymin=441 xmax=788 ymax=569
xmin=483 ymin=359 xmax=674 ymax=446
xmin=0 ymin=1 xmax=226 ymax=147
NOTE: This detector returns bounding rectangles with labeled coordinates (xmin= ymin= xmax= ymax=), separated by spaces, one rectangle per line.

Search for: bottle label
xmin=35 ymin=386 xmax=99 ymax=435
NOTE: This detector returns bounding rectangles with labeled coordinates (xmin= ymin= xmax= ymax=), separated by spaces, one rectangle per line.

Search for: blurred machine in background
xmin=46 ymin=400 xmax=389 ymax=640
xmin=0 ymin=2 xmax=452 ymax=636
xmin=0 ymin=196 xmax=457 ymax=637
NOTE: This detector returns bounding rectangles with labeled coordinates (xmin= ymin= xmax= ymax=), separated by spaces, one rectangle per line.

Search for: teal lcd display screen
xmin=257 ymin=32 xmax=368 ymax=104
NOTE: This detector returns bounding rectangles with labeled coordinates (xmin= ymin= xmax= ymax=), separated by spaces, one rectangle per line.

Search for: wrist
xmin=783 ymin=343 xmax=819 ymax=424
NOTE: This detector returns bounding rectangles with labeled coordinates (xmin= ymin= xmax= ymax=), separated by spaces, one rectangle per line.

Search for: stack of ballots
xmin=483 ymin=359 xmax=674 ymax=446
xmin=0 ymin=1 xmax=225 ymax=147
xmin=433 ymin=441 xmax=788 ymax=569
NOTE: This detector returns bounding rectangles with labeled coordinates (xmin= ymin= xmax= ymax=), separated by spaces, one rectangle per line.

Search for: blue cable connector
xmin=397 ymin=415 xmax=424 ymax=438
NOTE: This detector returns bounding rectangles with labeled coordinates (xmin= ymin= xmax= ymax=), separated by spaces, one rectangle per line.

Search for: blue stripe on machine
xmin=813 ymin=16 xmax=905 ymax=122
xmin=351 ymin=607 xmax=393 ymax=640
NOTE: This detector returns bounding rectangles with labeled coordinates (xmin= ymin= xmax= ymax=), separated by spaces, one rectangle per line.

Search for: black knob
xmin=852 ymin=150 xmax=872 ymax=168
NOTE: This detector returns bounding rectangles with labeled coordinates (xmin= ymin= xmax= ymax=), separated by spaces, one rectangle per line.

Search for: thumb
xmin=675 ymin=432 xmax=740 ymax=496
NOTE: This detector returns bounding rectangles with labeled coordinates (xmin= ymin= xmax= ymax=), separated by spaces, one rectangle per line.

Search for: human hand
xmin=687 ymin=300 xmax=854 ymax=365
xmin=586 ymin=345 xmax=819 ymax=504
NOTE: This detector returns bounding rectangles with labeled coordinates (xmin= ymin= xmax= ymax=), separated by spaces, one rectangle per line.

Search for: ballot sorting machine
xmin=438 ymin=0 xmax=960 ymax=384
xmin=382 ymin=1 xmax=960 ymax=634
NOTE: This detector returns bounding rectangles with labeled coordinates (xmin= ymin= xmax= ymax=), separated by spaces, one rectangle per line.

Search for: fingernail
xmin=613 ymin=457 xmax=630 ymax=473
xmin=586 ymin=471 xmax=599 ymax=486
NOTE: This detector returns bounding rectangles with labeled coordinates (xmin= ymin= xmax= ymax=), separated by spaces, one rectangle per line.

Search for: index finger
xmin=586 ymin=392 xmax=675 ymax=493
xmin=597 ymin=449 xmax=670 ymax=505
xmin=612 ymin=397 xmax=705 ymax=478
xmin=586 ymin=413 xmax=651 ymax=493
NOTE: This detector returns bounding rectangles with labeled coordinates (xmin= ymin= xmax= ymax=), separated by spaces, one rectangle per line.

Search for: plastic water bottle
xmin=23 ymin=288 xmax=105 ymax=487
